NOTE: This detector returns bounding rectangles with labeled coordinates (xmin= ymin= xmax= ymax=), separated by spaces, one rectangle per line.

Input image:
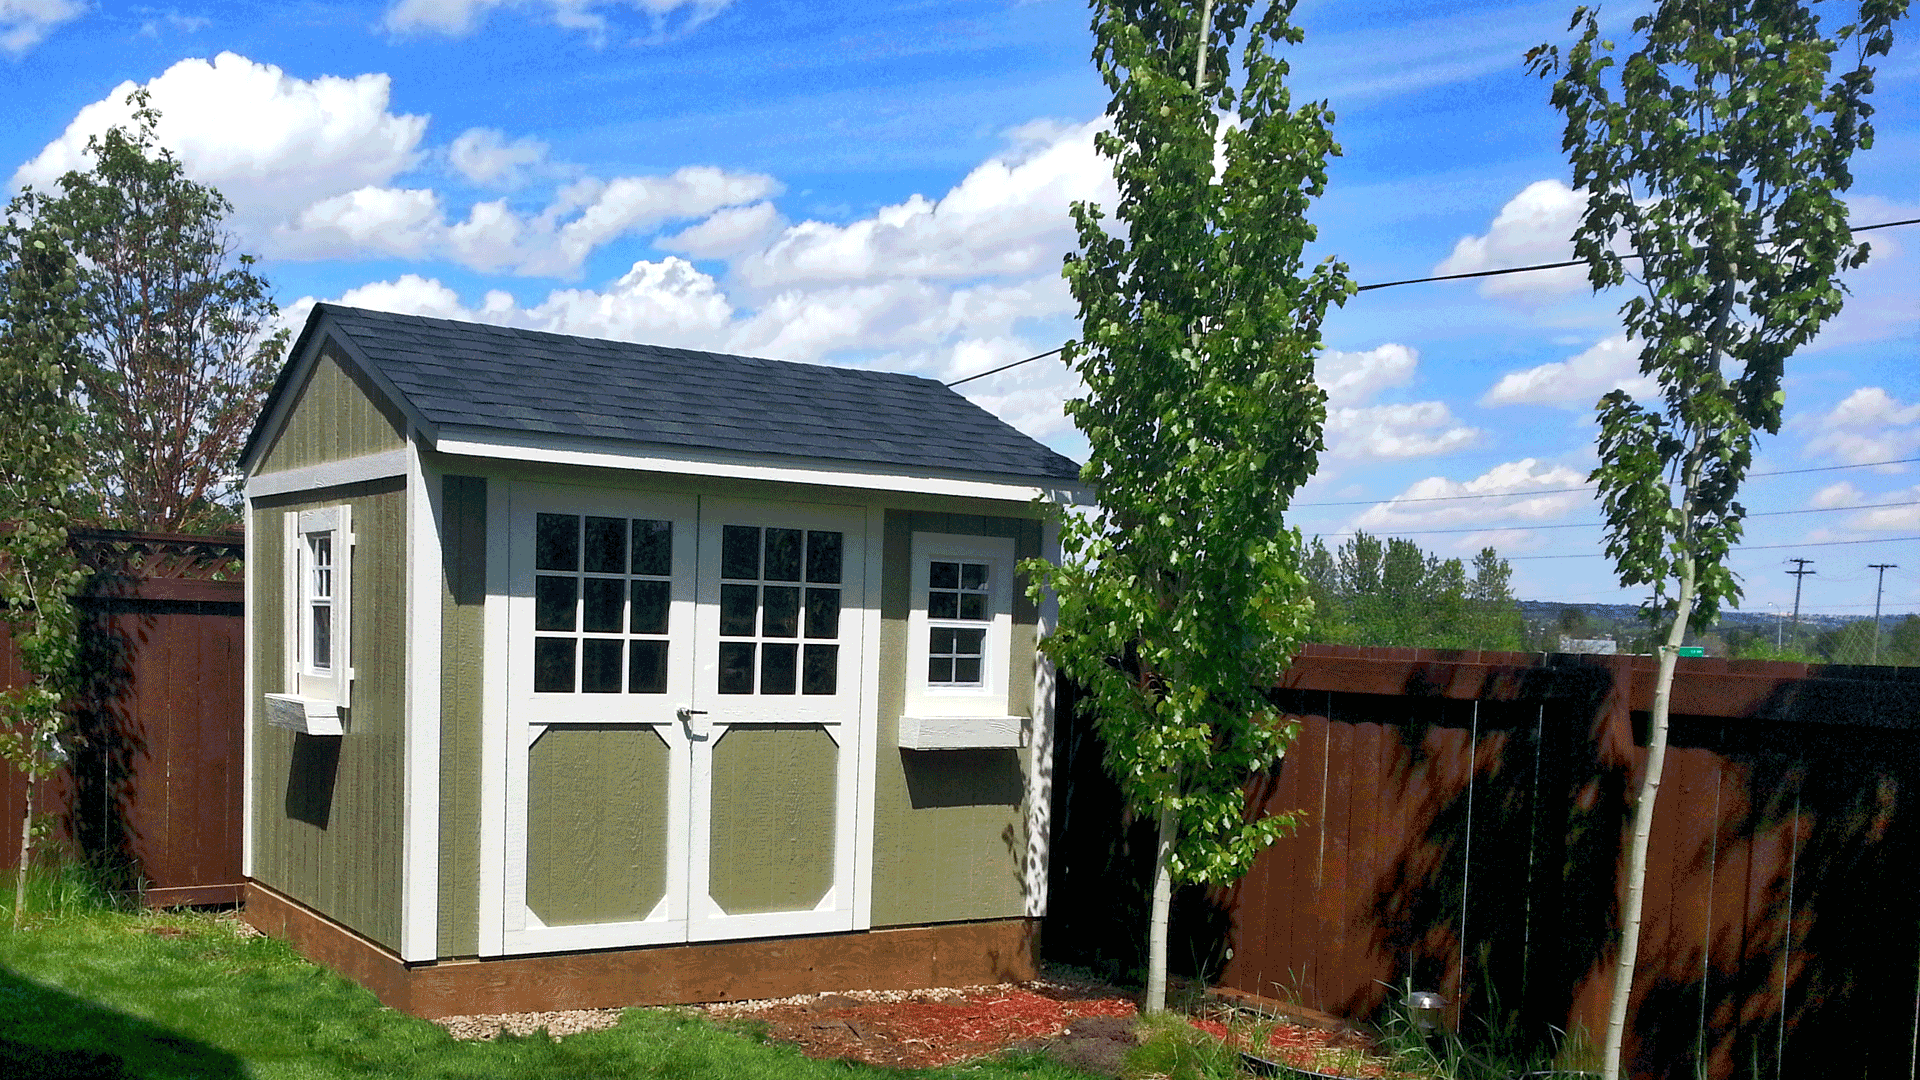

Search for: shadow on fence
xmin=1046 ymin=646 xmax=1920 ymax=1080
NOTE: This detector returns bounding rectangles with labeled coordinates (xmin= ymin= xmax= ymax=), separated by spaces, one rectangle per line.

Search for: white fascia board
xmin=431 ymin=427 xmax=1091 ymax=507
xmin=245 ymin=449 xmax=410 ymax=499
xmin=242 ymin=510 xmax=256 ymax=880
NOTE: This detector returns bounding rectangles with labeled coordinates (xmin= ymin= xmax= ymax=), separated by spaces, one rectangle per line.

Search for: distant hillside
xmin=1514 ymin=600 xmax=1887 ymax=633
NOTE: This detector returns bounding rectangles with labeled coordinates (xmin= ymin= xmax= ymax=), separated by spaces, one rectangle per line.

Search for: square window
xmin=721 ymin=525 xmax=760 ymax=580
xmin=629 ymin=640 xmax=668 ymax=694
xmin=534 ymin=638 xmax=576 ymax=693
xmin=806 ymin=531 xmax=843 ymax=584
xmin=762 ymin=586 xmax=800 ymax=638
xmin=536 ymin=514 xmax=579 ymax=572
xmin=630 ymin=579 xmax=670 ymax=635
xmin=582 ymin=639 xmax=623 ymax=693
xmin=764 ymin=528 xmax=803 ymax=581
xmin=719 ymin=584 xmax=758 ymax=637
xmin=584 ymin=517 xmax=627 ymax=574
xmin=582 ymin=577 xmax=624 ymax=633
xmin=761 ymin=643 xmax=798 ymax=694
xmin=535 ymin=575 xmax=578 ymax=632
xmin=803 ymin=644 xmax=838 ymax=695
xmin=718 ymin=642 xmax=756 ymax=694
xmin=631 ymin=519 xmax=672 ymax=576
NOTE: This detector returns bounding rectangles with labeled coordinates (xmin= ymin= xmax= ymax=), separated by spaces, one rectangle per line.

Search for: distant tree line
xmin=1302 ymin=532 xmax=1525 ymax=651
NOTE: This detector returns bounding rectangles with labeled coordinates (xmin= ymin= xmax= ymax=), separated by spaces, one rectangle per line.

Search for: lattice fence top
xmin=70 ymin=529 xmax=245 ymax=585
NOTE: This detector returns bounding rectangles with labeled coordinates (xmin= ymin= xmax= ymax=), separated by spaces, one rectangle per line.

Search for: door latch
xmin=677 ymin=706 xmax=710 ymax=739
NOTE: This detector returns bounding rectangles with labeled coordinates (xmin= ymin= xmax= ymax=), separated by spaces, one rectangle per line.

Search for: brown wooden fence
xmin=1047 ymin=644 xmax=1920 ymax=1080
xmin=0 ymin=530 xmax=245 ymax=906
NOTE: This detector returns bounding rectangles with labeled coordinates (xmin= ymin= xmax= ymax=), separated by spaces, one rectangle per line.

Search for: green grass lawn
xmin=0 ymin=905 xmax=1097 ymax=1080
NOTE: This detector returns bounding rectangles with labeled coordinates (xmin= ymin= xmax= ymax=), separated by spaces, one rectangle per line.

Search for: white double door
xmin=501 ymin=482 xmax=867 ymax=954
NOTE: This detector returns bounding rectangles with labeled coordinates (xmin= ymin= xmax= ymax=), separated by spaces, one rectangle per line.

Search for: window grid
xmin=308 ymin=534 xmax=333 ymax=673
xmin=532 ymin=514 xmax=674 ymax=695
xmin=717 ymin=524 xmax=842 ymax=696
xmin=926 ymin=559 xmax=990 ymax=688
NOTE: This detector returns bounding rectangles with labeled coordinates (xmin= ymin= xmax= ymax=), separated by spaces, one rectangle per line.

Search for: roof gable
xmin=247 ymin=304 xmax=1081 ymax=487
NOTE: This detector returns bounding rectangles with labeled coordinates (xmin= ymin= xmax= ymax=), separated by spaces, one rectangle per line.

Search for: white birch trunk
xmin=1145 ymin=802 xmax=1177 ymax=1012
xmin=1601 ymin=551 xmax=1696 ymax=1079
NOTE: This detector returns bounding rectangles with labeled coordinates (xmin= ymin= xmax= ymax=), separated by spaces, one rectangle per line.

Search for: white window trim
xmin=903 ymin=533 xmax=1018 ymax=736
xmin=282 ymin=505 xmax=354 ymax=713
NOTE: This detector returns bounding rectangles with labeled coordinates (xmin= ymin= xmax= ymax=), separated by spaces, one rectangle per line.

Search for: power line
xmin=1316 ymin=499 xmax=1920 ymax=538
xmin=1289 ymin=458 xmax=1919 ymax=509
xmin=941 ymin=216 xmax=1920 ymax=386
xmin=1507 ymin=535 xmax=1918 ymax=560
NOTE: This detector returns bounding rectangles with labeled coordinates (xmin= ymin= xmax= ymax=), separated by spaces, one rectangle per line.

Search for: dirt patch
xmin=433 ymin=1008 xmax=625 ymax=1042
xmin=701 ymin=979 xmax=1139 ymax=1070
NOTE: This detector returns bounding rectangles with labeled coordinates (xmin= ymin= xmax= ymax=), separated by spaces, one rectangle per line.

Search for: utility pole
xmin=1870 ymin=563 xmax=1898 ymax=664
xmin=1786 ymin=558 xmax=1816 ymax=648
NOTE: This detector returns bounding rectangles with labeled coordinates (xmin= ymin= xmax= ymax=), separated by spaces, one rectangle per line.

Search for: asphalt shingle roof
xmin=309 ymin=304 xmax=1082 ymax=482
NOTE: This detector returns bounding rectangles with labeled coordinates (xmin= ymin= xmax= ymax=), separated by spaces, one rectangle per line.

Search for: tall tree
xmin=1528 ymin=3 xmax=1907 ymax=1075
xmin=1302 ymin=533 xmax=1523 ymax=650
xmin=1029 ymin=0 xmax=1352 ymax=1011
xmin=0 ymin=199 xmax=91 ymax=924
xmin=29 ymin=91 xmax=286 ymax=534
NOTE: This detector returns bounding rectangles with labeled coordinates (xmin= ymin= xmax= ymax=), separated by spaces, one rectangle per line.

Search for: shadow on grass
xmin=0 ymin=964 xmax=246 ymax=1080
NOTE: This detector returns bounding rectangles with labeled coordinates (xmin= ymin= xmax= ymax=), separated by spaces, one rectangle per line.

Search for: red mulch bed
xmin=703 ymin=980 xmax=1392 ymax=1075
xmin=704 ymin=982 xmax=1137 ymax=1069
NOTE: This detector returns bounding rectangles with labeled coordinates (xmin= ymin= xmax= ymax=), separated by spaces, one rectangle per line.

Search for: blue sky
xmin=3 ymin=0 xmax=1915 ymax=617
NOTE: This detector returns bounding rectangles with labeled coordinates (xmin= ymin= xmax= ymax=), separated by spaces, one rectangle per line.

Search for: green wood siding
xmin=708 ymin=725 xmax=837 ymax=915
xmin=438 ymin=475 xmax=486 ymax=955
xmin=249 ymin=478 xmax=408 ymax=951
xmin=871 ymin=510 xmax=1042 ymax=927
xmin=525 ymin=725 xmax=672 ymax=926
xmin=258 ymin=340 xmax=407 ymax=474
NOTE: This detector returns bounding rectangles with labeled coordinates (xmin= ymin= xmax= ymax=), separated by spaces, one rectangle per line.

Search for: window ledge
xmin=265 ymin=693 xmax=345 ymax=736
xmin=898 ymin=715 xmax=1026 ymax=751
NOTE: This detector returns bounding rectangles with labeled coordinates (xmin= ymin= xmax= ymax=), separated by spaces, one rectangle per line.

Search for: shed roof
xmin=250 ymin=303 xmax=1082 ymax=487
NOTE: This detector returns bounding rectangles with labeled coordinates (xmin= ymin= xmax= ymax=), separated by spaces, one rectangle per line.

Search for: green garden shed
xmin=238 ymin=304 xmax=1084 ymax=1016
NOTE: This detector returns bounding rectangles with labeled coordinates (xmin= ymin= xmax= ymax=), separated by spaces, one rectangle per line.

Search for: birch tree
xmin=0 ymin=201 xmax=90 ymax=925
xmin=1527 ymin=3 xmax=1907 ymax=1075
xmin=1030 ymin=0 xmax=1352 ymax=1012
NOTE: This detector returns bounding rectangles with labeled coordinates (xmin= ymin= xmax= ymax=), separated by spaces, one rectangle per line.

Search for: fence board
xmin=1052 ymin=646 xmax=1920 ymax=1080
xmin=1 ymin=531 xmax=244 ymax=906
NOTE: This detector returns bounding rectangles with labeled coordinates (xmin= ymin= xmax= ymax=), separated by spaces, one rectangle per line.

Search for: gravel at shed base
xmin=433 ymin=1009 xmax=625 ymax=1041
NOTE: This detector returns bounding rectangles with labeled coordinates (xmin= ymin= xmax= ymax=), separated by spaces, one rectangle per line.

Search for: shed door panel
xmin=504 ymin=486 xmax=698 ymax=953
xmin=503 ymin=484 xmax=864 ymax=953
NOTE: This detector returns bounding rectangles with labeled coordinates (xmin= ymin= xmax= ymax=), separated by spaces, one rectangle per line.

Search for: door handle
xmin=677 ymin=706 xmax=710 ymax=739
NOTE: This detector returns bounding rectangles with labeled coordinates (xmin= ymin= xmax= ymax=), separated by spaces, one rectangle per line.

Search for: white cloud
xmin=1317 ymin=343 xmax=1417 ymax=405
xmin=1811 ymin=481 xmax=1866 ymax=509
xmin=384 ymin=0 xmax=730 ymax=38
xmin=1313 ymin=342 xmax=1481 ymax=461
xmin=1806 ymin=387 xmax=1920 ymax=468
xmin=12 ymin=53 xmax=428 ymax=229
xmin=1481 ymin=334 xmax=1658 ymax=408
xmin=0 ymin=0 xmax=83 ymax=54
xmin=659 ymin=201 xmax=784 ymax=260
xmin=1346 ymin=458 xmax=1597 ymax=551
xmin=736 ymin=118 xmax=1112 ymax=289
xmin=448 ymin=127 xmax=547 ymax=187
xmin=1326 ymin=401 xmax=1481 ymax=460
xmin=279 ymin=186 xmax=445 ymax=259
xmin=1434 ymin=178 xmax=1589 ymax=300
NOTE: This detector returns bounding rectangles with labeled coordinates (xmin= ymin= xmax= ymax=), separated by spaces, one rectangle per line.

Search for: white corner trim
xmin=242 ymin=512 xmax=257 ymax=881
xmin=401 ymin=437 xmax=443 ymax=962
xmin=1025 ymin=517 xmax=1061 ymax=918
xmin=433 ymin=429 xmax=1088 ymax=506
xmin=477 ymin=481 xmax=510 ymax=957
xmin=898 ymin=715 xmax=1026 ymax=750
xmin=245 ymin=448 xmax=410 ymax=499
xmin=851 ymin=505 xmax=884 ymax=932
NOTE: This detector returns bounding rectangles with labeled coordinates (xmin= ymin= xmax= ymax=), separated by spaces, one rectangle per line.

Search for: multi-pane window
xmin=926 ymin=560 xmax=989 ymax=687
xmin=308 ymin=534 xmax=334 ymax=672
xmin=532 ymin=513 xmax=674 ymax=695
xmin=717 ymin=525 xmax=842 ymax=696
